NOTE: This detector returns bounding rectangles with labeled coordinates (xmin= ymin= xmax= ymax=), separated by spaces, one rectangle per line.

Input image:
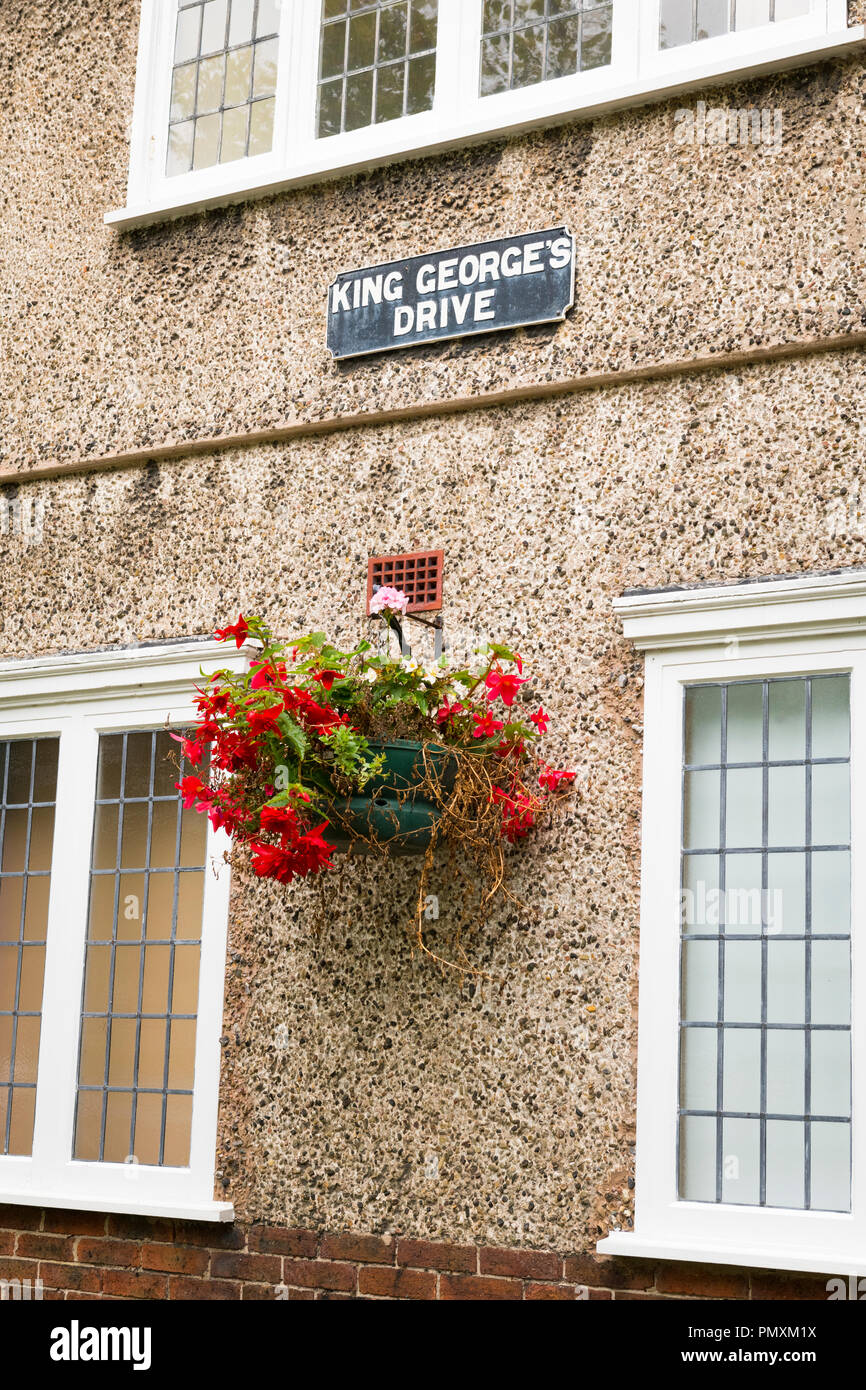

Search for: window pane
xmin=810 ymin=1122 xmax=850 ymax=1212
xmin=681 ymin=941 xmax=718 ymax=1022
xmin=765 ymin=1121 xmax=804 ymax=1209
xmin=680 ymin=1027 xmax=717 ymax=1110
xmin=683 ymin=770 xmax=719 ymax=849
xmin=679 ymin=1114 xmax=716 ymax=1201
xmin=75 ymin=732 xmax=208 ymax=1168
xmin=717 ymin=1028 xmax=756 ymax=1112
xmin=766 ymin=1029 xmax=805 ymax=1114
xmin=248 ymin=97 xmax=276 ymax=155
xmin=767 ymin=766 xmax=804 ymax=847
xmin=723 ymin=853 xmax=762 ymax=932
xmin=768 ymin=679 xmax=805 ymax=761
xmin=318 ymin=0 xmax=437 ymax=135
xmin=0 ymin=740 xmax=59 ymax=1157
xmin=685 ymin=686 xmax=721 ymax=765
xmin=168 ymin=0 xmax=281 ymax=176
xmin=725 ymin=767 xmax=762 ymax=848
xmin=721 ymin=1116 xmax=760 ymax=1204
xmin=811 ymin=675 xmax=849 ymax=759
xmin=811 ymin=851 xmax=850 ymax=934
xmin=726 ymin=682 xmax=763 ymax=763
xmin=766 ymin=941 xmax=805 ymax=1024
xmin=723 ymin=941 xmax=761 ymax=1023
xmin=812 ymin=763 xmax=850 ymax=846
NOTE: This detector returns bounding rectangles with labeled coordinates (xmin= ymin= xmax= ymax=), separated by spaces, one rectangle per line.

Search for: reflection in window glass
xmin=167 ymin=0 xmax=280 ymax=177
xmin=678 ymin=676 xmax=852 ymax=1214
xmin=74 ymin=732 xmax=208 ymax=1168
xmin=0 ymin=740 xmax=58 ymax=1157
xmin=480 ymin=0 xmax=613 ymax=98
xmin=660 ymin=0 xmax=810 ymax=51
xmin=317 ymin=0 xmax=438 ymax=137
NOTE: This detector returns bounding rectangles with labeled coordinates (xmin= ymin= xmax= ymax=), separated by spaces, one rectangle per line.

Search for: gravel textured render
xmin=1 ymin=1 xmax=865 ymax=1249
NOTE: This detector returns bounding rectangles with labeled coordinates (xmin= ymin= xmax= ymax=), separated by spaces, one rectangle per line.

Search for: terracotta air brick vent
xmin=367 ymin=550 xmax=444 ymax=615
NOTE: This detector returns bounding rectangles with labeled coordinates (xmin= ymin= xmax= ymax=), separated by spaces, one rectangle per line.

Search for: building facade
xmin=1 ymin=0 xmax=866 ymax=1300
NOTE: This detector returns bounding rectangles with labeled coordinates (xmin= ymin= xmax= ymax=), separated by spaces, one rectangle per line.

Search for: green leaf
xmin=277 ymin=714 xmax=309 ymax=760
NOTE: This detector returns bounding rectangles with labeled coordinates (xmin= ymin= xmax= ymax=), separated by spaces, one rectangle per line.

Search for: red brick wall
xmin=0 ymin=1207 xmax=831 ymax=1300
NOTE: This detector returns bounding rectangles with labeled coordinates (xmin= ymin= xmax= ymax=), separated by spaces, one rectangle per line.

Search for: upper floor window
xmin=317 ymin=1 xmax=438 ymax=136
xmin=109 ymin=0 xmax=858 ymax=228
xmin=660 ymin=0 xmax=810 ymax=50
xmin=480 ymin=0 xmax=613 ymax=96
xmin=168 ymin=0 xmax=282 ymax=176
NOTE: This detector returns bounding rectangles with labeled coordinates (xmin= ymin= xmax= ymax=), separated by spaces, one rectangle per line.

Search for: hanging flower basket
xmin=177 ymin=602 xmax=576 ymax=971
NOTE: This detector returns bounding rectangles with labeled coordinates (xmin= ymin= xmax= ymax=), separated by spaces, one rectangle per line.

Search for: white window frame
xmin=0 ymin=638 xmax=249 ymax=1223
xmin=600 ymin=570 xmax=866 ymax=1275
xmin=107 ymin=0 xmax=861 ymax=229
xmin=643 ymin=0 xmax=847 ymax=84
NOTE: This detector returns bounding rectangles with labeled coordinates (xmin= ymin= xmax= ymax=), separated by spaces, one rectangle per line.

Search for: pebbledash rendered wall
xmin=2 ymin=1 xmax=866 ymax=1300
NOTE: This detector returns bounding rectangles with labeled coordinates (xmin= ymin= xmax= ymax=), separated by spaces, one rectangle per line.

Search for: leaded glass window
xmin=317 ymin=0 xmax=438 ymax=137
xmin=660 ymin=0 xmax=810 ymax=50
xmin=0 ymin=740 xmax=58 ymax=1157
xmin=167 ymin=0 xmax=281 ymax=177
xmin=480 ymin=0 xmax=613 ymax=97
xmin=74 ymin=732 xmax=208 ymax=1168
xmin=679 ymin=676 xmax=852 ymax=1213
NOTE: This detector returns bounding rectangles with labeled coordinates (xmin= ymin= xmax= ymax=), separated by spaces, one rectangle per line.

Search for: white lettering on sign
xmin=394 ymin=289 xmax=497 ymax=336
xmin=327 ymin=228 xmax=575 ymax=357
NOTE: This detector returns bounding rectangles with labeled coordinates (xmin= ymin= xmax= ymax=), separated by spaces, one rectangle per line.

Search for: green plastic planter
xmin=365 ymin=739 xmax=457 ymax=795
xmin=322 ymin=740 xmax=455 ymax=856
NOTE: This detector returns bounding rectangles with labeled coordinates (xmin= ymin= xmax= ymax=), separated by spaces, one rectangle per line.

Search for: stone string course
xmin=0 ymin=1208 xmax=835 ymax=1302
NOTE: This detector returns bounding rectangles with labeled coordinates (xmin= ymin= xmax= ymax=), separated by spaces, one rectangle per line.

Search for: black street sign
xmin=326 ymin=227 xmax=575 ymax=360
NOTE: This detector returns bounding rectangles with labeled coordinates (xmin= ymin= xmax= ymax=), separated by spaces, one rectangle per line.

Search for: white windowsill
xmin=106 ymin=26 xmax=865 ymax=231
xmin=0 ymin=1189 xmax=235 ymax=1224
xmin=598 ymin=1230 xmax=862 ymax=1278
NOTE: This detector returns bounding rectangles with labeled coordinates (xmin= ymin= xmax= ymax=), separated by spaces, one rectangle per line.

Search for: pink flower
xmin=370 ymin=586 xmax=409 ymax=616
xmin=539 ymin=767 xmax=576 ymax=792
xmin=485 ymin=669 xmax=527 ymax=707
xmin=472 ymin=712 xmax=504 ymax=740
xmin=530 ymin=707 xmax=549 ymax=734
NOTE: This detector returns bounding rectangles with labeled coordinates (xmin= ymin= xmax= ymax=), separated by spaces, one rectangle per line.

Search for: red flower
xmin=530 ymin=707 xmax=549 ymax=734
xmin=180 ymin=736 xmax=205 ymax=767
xmin=484 ymin=670 xmax=527 ymax=707
xmin=176 ymin=775 xmax=211 ymax=811
xmin=214 ymin=614 xmax=250 ymax=649
xmin=435 ymin=697 xmax=464 ymax=726
xmin=495 ymin=739 xmax=524 ymax=760
xmin=283 ymin=687 xmax=346 ymax=734
xmin=250 ymin=842 xmax=297 ymax=884
xmin=250 ymin=661 xmax=287 ymax=691
xmin=491 ymin=786 xmax=536 ymax=842
xmin=310 ymin=668 xmax=343 ymax=692
xmin=472 ymin=712 xmax=505 ymax=740
xmin=250 ymin=824 xmax=333 ymax=884
xmin=246 ymin=704 xmax=284 ymax=737
xmin=259 ymin=804 xmax=301 ymax=842
xmin=539 ymin=767 xmax=576 ymax=792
